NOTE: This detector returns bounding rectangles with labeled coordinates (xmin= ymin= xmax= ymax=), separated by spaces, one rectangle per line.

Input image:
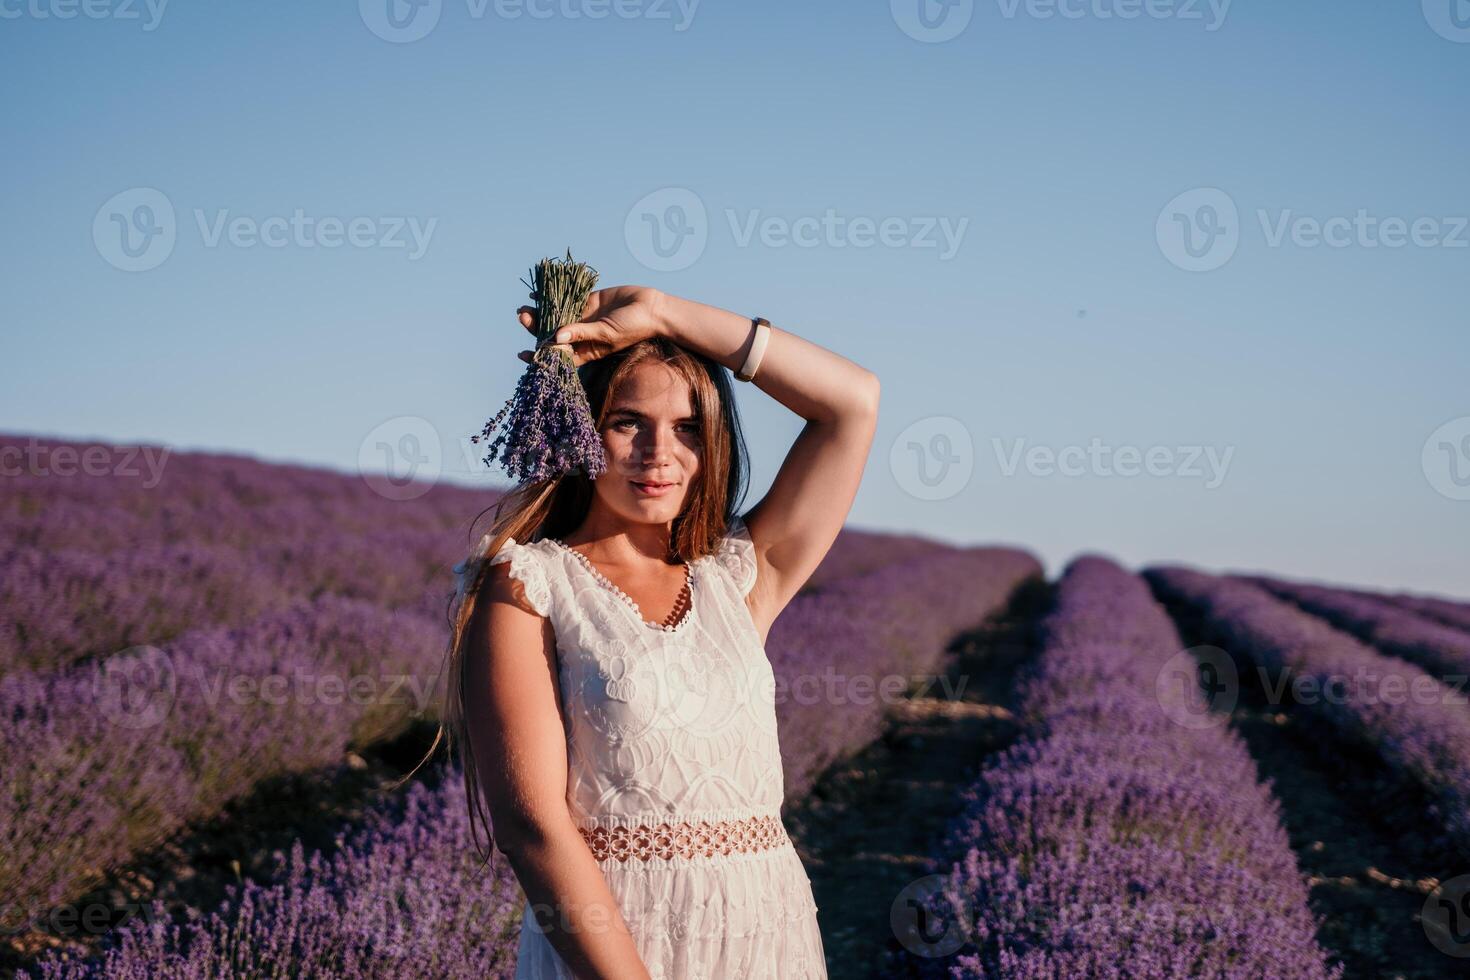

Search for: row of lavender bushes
xmin=0 ymin=430 xmax=954 ymax=685
xmin=1380 ymin=589 xmax=1470 ymax=634
xmin=0 ymin=435 xmax=491 ymax=675
xmin=907 ymin=556 xmax=1340 ymax=978
xmin=1289 ymin=571 xmax=1470 ymax=635
xmin=0 ymin=447 xmax=474 ymax=566
xmin=1241 ymin=574 xmax=1470 ymax=682
xmin=0 ymin=532 xmax=462 ymax=678
xmin=30 ymin=766 xmax=526 ymax=979
xmin=0 ymin=434 xmax=955 ymax=676
xmin=2 ymin=523 xmax=951 ymax=679
xmin=1145 ymin=566 xmax=1470 ymax=861
xmin=1 ymin=595 xmax=446 ymax=932
xmin=773 ymin=545 xmax=1042 ymax=797
xmin=22 ymin=548 xmax=1041 ymax=976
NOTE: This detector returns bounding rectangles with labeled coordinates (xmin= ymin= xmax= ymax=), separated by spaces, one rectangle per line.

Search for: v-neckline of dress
xmin=549 ymin=538 xmax=699 ymax=634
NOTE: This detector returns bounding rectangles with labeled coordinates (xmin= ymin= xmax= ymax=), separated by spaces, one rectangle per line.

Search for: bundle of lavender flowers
xmin=470 ymin=249 xmax=606 ymax=484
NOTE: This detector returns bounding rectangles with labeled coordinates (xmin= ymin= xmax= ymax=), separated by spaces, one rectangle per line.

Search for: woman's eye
xmin=611 ymin=419 xmax=698 ymax=432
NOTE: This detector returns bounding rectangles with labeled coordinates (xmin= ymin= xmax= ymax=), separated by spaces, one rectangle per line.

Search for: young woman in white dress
xmin=437 ymin=286 xmax=879 ymax=978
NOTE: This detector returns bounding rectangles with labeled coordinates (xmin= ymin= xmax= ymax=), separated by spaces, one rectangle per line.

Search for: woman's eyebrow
xmin=609 ymin=408 xmax=699 ymax=422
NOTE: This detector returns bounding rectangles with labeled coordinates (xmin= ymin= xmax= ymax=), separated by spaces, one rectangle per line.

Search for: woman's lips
xmin=631 ymin=480 xmax=676 ymax=497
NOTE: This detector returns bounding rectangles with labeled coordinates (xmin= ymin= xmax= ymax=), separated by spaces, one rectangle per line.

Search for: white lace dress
xmin=475 ymin=514 xmax=827 ymax=979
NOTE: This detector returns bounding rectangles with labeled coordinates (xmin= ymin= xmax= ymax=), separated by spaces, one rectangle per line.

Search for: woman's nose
xmin=642 ymin=425 xmax=675 ymax=461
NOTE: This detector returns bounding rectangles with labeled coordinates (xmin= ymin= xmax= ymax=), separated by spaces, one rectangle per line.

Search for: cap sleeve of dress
xmin=712 ymin=514 xmax=758 ymax=598
xmin=454 ymin=533 xmax=552 ymax=619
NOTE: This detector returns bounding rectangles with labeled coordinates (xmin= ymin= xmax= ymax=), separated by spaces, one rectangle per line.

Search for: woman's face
xmin=596 ymin=361 xmax=703 ymax=525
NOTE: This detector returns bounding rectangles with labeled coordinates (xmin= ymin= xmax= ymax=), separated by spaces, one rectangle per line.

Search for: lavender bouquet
xmin=470 ymin=250 xmax=606 ymax=483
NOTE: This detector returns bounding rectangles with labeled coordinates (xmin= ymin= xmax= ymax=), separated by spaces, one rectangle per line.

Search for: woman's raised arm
xmin=654 ymin=292 xmax=881 ymax=634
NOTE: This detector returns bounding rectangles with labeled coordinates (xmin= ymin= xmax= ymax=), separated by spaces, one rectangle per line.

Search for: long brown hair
xmin=401 ymin=335 xmax=750 ymax=871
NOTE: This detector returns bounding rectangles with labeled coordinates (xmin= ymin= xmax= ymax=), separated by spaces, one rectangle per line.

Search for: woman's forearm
xmin=500 ymin=823 xmax=652 ymax=979
xmin=654 ymin=292 xmax=879 ymax=425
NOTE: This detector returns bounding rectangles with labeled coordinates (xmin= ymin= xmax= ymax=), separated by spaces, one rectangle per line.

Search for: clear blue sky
xmin=3 ymin=1 xmax=1467 ymax=597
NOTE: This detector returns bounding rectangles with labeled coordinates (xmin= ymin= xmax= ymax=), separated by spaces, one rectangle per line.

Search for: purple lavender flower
xmin=472 ymin=343 xmax=606 ymax=484
xmin=470 ymin=251 xmax=607 ymax=484
xmin=899 ymin=557 xmax=1342 ymax=979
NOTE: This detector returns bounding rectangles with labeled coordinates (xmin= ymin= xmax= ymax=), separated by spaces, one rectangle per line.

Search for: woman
xmin=441 ymin=285 xmax=879 ymax=978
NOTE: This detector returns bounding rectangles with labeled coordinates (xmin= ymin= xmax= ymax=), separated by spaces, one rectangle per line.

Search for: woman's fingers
xmin=512 ymin=309 xmax=615 ymax=368
xmin=553 ymin=318 xmax=606 ymax=346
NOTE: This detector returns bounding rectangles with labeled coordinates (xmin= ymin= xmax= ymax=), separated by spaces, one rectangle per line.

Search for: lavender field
xmin=4 ymin=434 xmax=1468 ymax=978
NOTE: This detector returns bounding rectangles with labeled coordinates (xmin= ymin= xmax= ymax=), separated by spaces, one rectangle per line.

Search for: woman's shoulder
xmin=456 ymin=532 xmax=558 ymax=619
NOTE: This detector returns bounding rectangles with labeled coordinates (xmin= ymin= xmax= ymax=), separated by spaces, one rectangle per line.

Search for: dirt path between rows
xmin=1158 ymin=597 xmax=1461 ymax=980
xmin=783 ymin=582 xmax=1049 ymax=978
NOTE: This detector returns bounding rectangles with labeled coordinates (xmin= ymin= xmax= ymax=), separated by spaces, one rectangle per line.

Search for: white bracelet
xmin=735 ymin=317 xmax=770 ymax=382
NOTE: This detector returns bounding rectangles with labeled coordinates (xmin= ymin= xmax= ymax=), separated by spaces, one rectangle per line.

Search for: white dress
xmin=482 ymin=514 xmax=827 ymax=980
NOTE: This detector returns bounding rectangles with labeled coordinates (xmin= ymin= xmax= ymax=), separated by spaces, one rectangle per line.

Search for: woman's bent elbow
xmin=492 ymin=810 xmax=570 ymax=859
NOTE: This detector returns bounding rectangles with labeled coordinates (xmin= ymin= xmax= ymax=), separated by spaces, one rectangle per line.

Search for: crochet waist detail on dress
xmin=576 ymin=808 xmax=789 ymax=863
